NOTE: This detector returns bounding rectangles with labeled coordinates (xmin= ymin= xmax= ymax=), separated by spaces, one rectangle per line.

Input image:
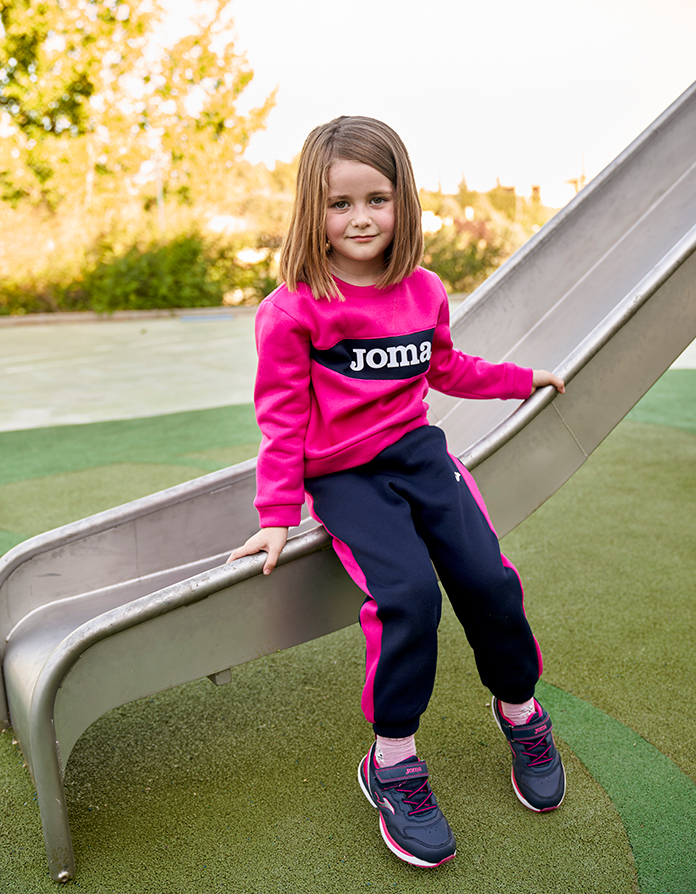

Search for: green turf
xmin=0 ymin=404 xmax=260 ymax=487
xmin=0 ymin=404 xmax=261 ymax=549
xmin=538 ymin=682 xmax=696 ymax=894
xmin=0 ymin=531 xmax=24 ymax=555
xmin=0 ymin=616 xmax=638 ymax=894
xmin=626 ymin=368 xmax=696 ymax=435
xmin=504 ymin=419 xmax=696 ymax=784
xmin=0 ymin=464 xmax=211 ymax=539
xmin=0 ymin=369 xmax=694 ymax=891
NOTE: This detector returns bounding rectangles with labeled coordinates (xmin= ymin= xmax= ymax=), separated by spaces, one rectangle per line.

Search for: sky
xmin=174 ymin=1 xmax=694 ymax=206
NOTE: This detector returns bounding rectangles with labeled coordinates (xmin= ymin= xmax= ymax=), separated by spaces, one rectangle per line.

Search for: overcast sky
xmin=176 ymin=0 xmax=695 ymax=206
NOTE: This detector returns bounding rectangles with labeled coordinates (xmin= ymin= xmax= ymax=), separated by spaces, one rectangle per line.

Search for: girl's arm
xmin=427 ymin=296 xmax=564 ymax=400
xmin=227 ymin=526 xmax=288 ymax=576
xmin=227 ymin=297 xmax=310 ymax=575
xmin=253 ymin=300 xmax=312 ymax=528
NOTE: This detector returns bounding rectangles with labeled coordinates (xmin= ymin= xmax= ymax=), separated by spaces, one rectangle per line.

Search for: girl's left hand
xmin=531 ymin=370 xmax=565 ymax=394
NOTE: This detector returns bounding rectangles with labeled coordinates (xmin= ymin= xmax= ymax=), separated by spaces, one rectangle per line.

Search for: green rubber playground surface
xmin=0 ymin=369 xmax=694 ymax=893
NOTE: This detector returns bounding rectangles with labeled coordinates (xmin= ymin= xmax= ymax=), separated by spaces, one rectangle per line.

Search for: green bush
xmin=0 ymin=281 xmax=53 ymax=315
xmin=206 ymin=238 xmax=279 ymax=305
xmin=69 ymin=232 xmax=224 ymax=313
xmin=423 ymin=223 xmax=504 ymax=294
xmin=0 ymin=230 xmax=279 ymax=315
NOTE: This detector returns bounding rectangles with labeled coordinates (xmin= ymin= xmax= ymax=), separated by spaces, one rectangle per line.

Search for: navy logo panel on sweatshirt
xmin=310 ymin=329 xmax=435 ymax=380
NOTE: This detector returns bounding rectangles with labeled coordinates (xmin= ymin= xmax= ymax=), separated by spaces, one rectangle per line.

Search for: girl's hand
xmin=531 ymin=369 xmax=565 ymax=395
xmin=226 ymin=526 xmax=289 ymax=576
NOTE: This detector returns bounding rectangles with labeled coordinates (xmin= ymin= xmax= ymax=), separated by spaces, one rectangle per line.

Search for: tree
xmin=0 ymin=0 xmax=274 ymax=209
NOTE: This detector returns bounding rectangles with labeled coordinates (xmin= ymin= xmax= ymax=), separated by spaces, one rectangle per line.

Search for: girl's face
xmin=325 ymin=160 xmax=395 ymax=286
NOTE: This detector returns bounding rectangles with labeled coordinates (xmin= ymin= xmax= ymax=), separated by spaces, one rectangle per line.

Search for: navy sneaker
xmin=358 ymin=743 xmax=456 ymax=867
xmin=491 ymin=697 xmax=566 ymax=812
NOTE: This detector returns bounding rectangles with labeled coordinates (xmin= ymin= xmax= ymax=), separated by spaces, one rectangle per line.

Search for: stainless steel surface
xmin=1 ymin=81 xmax=695 ymax=880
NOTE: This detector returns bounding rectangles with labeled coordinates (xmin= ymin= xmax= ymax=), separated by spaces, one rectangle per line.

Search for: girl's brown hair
xmin=278 ymin=116 xmax=424 ymax=299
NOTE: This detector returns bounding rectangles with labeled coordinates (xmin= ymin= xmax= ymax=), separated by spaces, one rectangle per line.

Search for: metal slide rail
xmin=465 ymin=219 xmax=696 ymax=470
xmin=1 ymin=81 xmax=695 ymax=880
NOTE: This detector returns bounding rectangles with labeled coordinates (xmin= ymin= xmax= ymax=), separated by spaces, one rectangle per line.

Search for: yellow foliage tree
xmin=0 ymin=0 xmax=274 ymax=210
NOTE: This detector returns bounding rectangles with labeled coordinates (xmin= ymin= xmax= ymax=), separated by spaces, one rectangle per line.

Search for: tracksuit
xmin=253 ymin=267 xmax=542 ymax=737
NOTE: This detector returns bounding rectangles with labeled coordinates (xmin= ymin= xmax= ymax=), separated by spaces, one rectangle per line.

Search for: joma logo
xmin=350 ymin=342 xmax=432 ymax=372
xmin=310 ymin=328 xmax=436 ymax=381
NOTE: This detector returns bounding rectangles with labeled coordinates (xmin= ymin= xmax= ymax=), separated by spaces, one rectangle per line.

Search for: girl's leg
xmin=378 ymin=426 xmax=542 ymax=703
xmin=306 ymin=424 xmax=542 ymax=726
xmin=305 ymin=463 xmax=443 ymax=738
xmin=392 ymin=427 xmax=564 ymax=811
xmin=421 ymin=458 xmax=542 ymax=704
xmin=306 ymin=458 xmax=458 ymax=868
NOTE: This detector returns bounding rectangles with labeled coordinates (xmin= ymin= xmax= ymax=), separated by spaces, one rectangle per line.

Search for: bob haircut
xmin=278 ymin=116 xmax=424 ymax=300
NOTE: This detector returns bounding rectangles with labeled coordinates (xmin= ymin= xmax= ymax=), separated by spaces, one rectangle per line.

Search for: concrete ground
xmin=0 ymin=308 xmax=257 ymax=431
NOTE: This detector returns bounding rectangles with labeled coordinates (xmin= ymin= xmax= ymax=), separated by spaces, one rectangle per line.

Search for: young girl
xmin=229 ymin=116 xmax=566 ymax=869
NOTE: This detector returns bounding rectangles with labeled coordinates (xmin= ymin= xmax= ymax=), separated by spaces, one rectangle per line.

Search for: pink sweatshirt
xmin=253 ymin=267 xmax=533 ymax=527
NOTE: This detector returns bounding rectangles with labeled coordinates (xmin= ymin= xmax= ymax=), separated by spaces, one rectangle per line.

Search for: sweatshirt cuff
xmin=256 ymin=503 xmax=302 ymax=529
xmin=512 ymin=366 xmax=534 ymax=399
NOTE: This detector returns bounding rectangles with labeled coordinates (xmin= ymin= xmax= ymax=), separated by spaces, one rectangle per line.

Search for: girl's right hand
xmin=226 ymin=527 xmax=289 ymax=576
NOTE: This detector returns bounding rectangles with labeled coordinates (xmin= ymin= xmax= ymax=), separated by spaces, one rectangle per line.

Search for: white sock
xmin=499 ymin=698 xmax=538 ymax=726
xmin=375 ymin=735 xmax=417 ymax=768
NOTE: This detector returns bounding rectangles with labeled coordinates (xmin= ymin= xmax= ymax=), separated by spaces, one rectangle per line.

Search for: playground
xmin=0 ymin=309 xmax=694 ymax=893
xmin=1 ymin=84 xmax=696 ymax=892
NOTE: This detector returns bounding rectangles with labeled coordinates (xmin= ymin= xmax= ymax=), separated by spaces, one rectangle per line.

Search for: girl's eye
xmin=371 ymin=196 xmax=386 ymax=205
xmin=332 ymin=200 xmax=349 ymax=210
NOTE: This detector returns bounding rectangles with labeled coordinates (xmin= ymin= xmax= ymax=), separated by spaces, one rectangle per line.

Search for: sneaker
xmin=358 ymin=743 xmax=456 ymax=868
xmin=491 ymin=697 xmax=566 ymax=812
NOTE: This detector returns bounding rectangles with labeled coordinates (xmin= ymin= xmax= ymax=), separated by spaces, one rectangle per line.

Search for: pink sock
xmin=500 ymin=698 xmax=538 ymax=726
xmin=375 ymin=735 xmax=417 ymax=768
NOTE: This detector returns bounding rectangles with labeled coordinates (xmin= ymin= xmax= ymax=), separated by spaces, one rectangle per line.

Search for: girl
xmin=229 ymin=116 xmax=566 ymax=869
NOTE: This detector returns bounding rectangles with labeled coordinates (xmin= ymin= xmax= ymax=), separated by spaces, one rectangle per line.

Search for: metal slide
xmin=1 ymin=82 xmax=695 ymax=881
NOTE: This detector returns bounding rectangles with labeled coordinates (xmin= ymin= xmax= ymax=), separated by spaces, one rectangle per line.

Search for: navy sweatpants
xmin=304 ymin=425 xmax=542 ymax=738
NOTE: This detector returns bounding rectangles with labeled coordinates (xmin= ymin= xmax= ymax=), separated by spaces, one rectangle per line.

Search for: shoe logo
xmin=454 ymin=471 xmax=461 ymax=481
xmin=374 ymin=794 xmax=395 ymax=815
xmin=404 ymin=766 xmax=423 ymax=775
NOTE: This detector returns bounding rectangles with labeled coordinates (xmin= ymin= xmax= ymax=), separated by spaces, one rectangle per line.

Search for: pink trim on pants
xmin=306 ymin=490 xmax=382 ymax=723
xmin=450 ymin=453 xmax=544 ymax=678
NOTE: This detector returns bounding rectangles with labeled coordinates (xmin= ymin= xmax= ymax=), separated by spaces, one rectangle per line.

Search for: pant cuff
xmin=372 ymin=718 xmax=421 ymax=738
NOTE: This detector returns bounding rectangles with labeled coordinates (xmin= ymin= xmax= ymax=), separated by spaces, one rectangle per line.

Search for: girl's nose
xmin=352 ymin=206 xmax=371 ymax=227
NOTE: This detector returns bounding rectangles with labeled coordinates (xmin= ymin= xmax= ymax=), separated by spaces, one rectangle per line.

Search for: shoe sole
xmin=491 ymin=698 xmax=566 ymax=812
xmin=357 ymin=754 xmax=456 ymax=869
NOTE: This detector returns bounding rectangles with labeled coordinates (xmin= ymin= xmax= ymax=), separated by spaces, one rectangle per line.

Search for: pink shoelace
xmin=390 ymin=776 xmax=437 ymax=816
